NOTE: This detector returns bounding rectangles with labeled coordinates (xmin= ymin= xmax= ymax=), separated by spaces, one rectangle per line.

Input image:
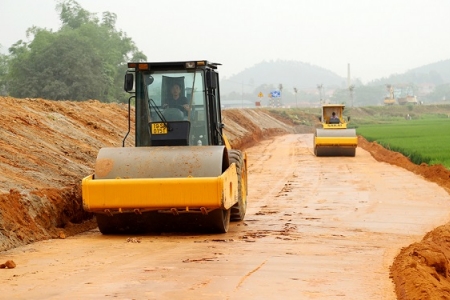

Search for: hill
xmin=406 ymin=59 xmax=450 ymax=83
xmin=220 ymin=59 xmax=346 ymax=95
xmin=367 ymin=59 xmax=450 ymax=86
xmin=222 ymin=59 xmax=450 ymax=93
xmin=219 ymin=59 xmax=450 ymax=106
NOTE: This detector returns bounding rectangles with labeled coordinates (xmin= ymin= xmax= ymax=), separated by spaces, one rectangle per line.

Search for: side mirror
xmin=124 ymin=73 xmax=134 ymax=92
xmin=348 ymin=116 xmax=351 ymax=121
xmin=145 ymin=75 xmax=154 ymax=86
xmin=206 ymin=70 xmax=217 ymax=89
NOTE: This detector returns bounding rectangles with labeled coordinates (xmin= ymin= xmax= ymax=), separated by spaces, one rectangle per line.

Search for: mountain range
xmin=220 ymin=59 xmax=450 ymax=96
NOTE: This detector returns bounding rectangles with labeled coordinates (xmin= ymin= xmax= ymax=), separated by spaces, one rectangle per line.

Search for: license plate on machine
xmin=151 ymin=123 xmax=168 ymax=134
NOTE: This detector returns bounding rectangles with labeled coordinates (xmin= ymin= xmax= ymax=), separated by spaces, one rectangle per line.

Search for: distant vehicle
xmin=397 ymin=86 xmax=418 ymax=105
xmin=313 ymin=104 xmax=357 ymax=157
xmin=383 ymin=85 xmax=396 ymax=105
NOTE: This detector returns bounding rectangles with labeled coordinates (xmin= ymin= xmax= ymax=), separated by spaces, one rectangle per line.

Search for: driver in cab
xmin=163 ymin=83 xmax=190 ymax=116
xmin=329 ymin=112 xmax=339 ymax=123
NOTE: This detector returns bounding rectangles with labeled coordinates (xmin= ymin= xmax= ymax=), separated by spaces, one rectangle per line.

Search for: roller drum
xmin=94 ymin=146 xmax=227 ymax=179
xmin=315 ymin=128 xmax=356 ymax=138
xmin=314 ymin=128 xmax=357 ymax=157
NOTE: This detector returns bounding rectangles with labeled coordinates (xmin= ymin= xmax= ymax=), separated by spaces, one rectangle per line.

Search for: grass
xmin=356 ymin=117 xmax=450 ymax=168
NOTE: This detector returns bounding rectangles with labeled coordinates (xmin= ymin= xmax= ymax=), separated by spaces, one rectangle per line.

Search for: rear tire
xmin=95 ymin=212 xmax=159 ymax=234
xmin=348 ymin=148 xmax=356 ymax=157
xmin=95 ymin=213 xmax=120 ymax=234
xmin=208 ymin=208 xmax=230 ymax=233
xmin=313 ymin=130 xmax=319 ymax=156
xmin=229 ymin=150 xmax=247 ymax=221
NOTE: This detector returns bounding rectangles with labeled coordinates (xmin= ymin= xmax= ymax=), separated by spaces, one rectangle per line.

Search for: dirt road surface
xmin=2 ymin=134 xmax=450 ymax=299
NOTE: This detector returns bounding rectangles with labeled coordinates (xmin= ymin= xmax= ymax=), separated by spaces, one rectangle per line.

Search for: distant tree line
xmin=0 ymin=0 xmax=145 ymax=102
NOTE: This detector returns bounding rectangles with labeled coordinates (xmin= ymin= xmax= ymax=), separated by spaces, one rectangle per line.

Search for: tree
xmin=424 ymin=83 xmax=450 ymax=103
xmin=293 ymin=87 xmax=298 ymax=107
xmin=6 ymin=0 xmax=146 ymax=102
xmin=329 ymin=88 xmax=349 ymax=105
xmin=56 ymin=0 xmax=96 ymax=29
xmin=0 ymin=45 xmax=8 ymax=95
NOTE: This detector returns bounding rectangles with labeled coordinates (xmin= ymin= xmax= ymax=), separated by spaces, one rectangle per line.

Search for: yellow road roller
xmin=314 ymin=104 xmax=357 ymax=157
xmin=82 ymin=61 xmax=248 ymax=233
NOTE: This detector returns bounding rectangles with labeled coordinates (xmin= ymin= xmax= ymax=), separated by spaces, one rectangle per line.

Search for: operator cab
xmin=123 ymin=61 xmax=223 ymax=147
xmin=321 ymin=105 xmax=348 ymax=125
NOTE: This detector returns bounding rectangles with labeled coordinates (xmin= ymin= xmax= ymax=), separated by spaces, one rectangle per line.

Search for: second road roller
xmin=314 ymin=104 xmax=357 ymax=157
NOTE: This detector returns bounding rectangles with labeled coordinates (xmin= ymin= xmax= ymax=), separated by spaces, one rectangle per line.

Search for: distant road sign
xmin=270 ymin=91 xmax=281 ymax=98
xmin=258 ymin=92 xmax=264 ymax=98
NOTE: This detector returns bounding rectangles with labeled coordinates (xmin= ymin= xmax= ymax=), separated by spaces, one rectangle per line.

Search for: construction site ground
xmin=1 ymin=97 xmax=450 ymax=299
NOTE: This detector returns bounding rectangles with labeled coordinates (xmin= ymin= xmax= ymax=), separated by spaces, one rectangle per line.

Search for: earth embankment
xmin=0 ymin=97 xmax=295 ymax=251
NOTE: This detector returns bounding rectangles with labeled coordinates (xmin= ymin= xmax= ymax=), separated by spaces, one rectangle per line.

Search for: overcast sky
xmin=1 ymin=0 xmax=449 ymax=83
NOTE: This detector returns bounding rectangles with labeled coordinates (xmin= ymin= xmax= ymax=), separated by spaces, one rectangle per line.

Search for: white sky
xmin=1 ymin=0 xmax=449 ymax=83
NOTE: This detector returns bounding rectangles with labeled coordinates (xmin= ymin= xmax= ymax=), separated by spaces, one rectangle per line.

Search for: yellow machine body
xmin=82 ymin=146 xmax=238 ymax=213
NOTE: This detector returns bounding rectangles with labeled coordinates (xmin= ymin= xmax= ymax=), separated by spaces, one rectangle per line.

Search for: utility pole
xmin=317 ymin=84 xmax=323 ymax=104
xmin=347 ymin=63 xmax=354 ymax=107
xmin=278 ymin=83 xmax=283 ymax=107
xmin=293 ymin=87 xmax=298 ymax=108
xmin=349 ymin=85 xmax=355 ymax=107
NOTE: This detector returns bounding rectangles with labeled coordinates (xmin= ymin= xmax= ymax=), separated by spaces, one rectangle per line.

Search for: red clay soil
xmin=1 ymin=96 xmax=450 ymax=299
xmin=358 ymin=136 xmax=450 ymax=300
xmin=0 ymin=97 xmax=294 ymax=250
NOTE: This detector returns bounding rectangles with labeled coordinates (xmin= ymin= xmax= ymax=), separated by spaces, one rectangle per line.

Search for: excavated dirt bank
xmin=0 ymin=97 xmax=296 ymax=251
xmin=358 ymin=137 xmax=450 ymax=300
xmin=1 ymin=96 xmax=450 ymax=299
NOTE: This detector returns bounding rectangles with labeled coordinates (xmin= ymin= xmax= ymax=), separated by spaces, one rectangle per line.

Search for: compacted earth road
xmin=2 ymin=134 xmax=450 ymax=299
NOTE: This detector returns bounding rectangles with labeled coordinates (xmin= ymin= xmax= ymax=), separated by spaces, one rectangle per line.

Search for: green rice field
xmin=356 ymin=117 xmax=450 ymax=168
